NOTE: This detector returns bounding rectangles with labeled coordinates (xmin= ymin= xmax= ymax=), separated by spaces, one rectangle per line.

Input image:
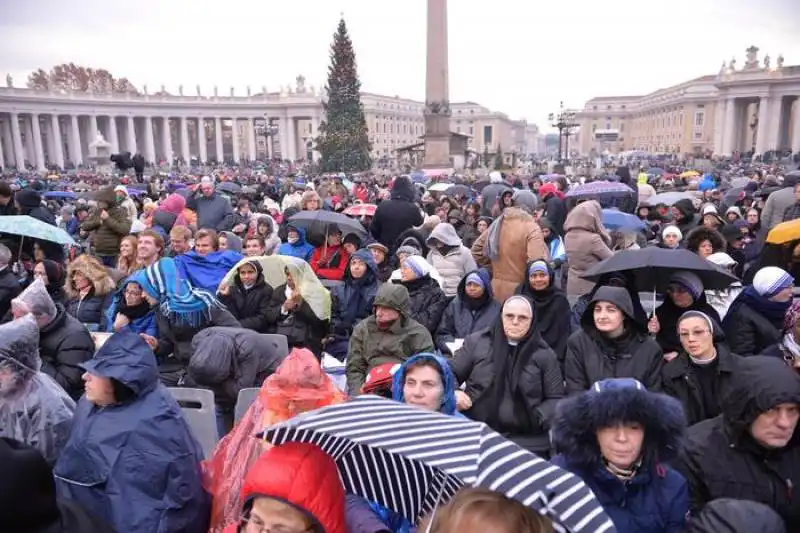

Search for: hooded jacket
xmin=220 ymin=231 xmax=243 ymax=253
xmin=54 ymin=332 xmax=210 ymax=533
xmin=64 ymin=255 xmax=115 ymax=328
xmin=370 ymin=176 xmax=423 ymax=250
xmin=330 ymin=250 xmax=380 ymax=337
xmin=436 ymin=269 xmax=500 ymax=355
xmin=16 ymin=189 xmax=56 ymax=226
xmin=552 ymin=379 xmax=688 ymax=533
xmin=103 ymin=279 xmax=158 ymax=337
xmin=515 ymin=260 xmax=572 ymax=362
xmin=564 ymin=286 xmax=664 ymax=394
xmin=39 ymin=303 xmax=96 ymax=400
xmin=278 ymin=225 xmax=315 ymax=261
xmin=79 ymin=188 xmax=132 ymax=255
xmin=426 ymin=223 xmax=478 ymax=297
xmin=563 ymin=200 xmax=613 ymax=296
xmin=675 ymin=356 xmax=800 ymax=530
xmin=346 ymin=283 xmax=434 ymax=394
xmin=392 ymin=353 xmax=458 ymax=415
xmin=219 ymin=259 xmax=274 ymax=332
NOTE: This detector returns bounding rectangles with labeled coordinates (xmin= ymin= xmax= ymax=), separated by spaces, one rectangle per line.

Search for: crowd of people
xmin=0 ymin=159 xmax=799 ymax=533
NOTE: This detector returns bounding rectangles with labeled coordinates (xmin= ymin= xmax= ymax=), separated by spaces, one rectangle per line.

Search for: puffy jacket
xmin=0 ymin=267 xmax=21 ymax=320
xmin=685 ymin=499 xmax=787 ymax=533
xmin=330 ymin=250 xmax=380 ymax=337
xmin=39 ymin=304 xmax=95 ymax=400
xmin=564 ymin=286 xmax=663 ymax=394
xmin=436 ymin=269 xmax=499 ymax=355
xmin=54 ymin=332 xmax=209 ymax=533
xmin=563 ymin=200 xmax=613 ymax=296
xmin=219 ymin=261 xmax=274 ymax=332
xmin=426 ymin=223 xmax=478 ymax=298
xmin=189 ymin=326 xmax=286 ymax=410
xmin=396 ymin=275 xmax=449 ymax=335
xmin=722 ymin=298 xmax=782 ymax=357
xmin=277 ymin=225 xmax=315 ymax=261
xmin=79 ymin=189 xmax=132 ymax=255
xmin=310 ymin=244 xmax=349 ymax=281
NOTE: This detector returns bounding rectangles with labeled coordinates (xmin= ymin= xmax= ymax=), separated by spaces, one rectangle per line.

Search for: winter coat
xmin=515 ymin=261 xmax=572 ymax=363
xmin=721 ymin=300 xmax=781 ymax=357
xmin=103 ymin=285 xmax=158 ymax=338
xmin=189 ymin=326 xmax=286 ymax=410
xmin=552 ymin=383 xmax=688 ymax=533
xmin=471 ymin=207 xmax=549 ymax=302
xmin=450 ymin=320 xmax=564 ymax=453
xmin=656 ymin=294 xmax=721 ymax=354
xmin=674 ymin=356 xmax=800 ymax=530
xmin=479 ymin=182 xmax=511 ymax=217
xmin=705 ymin=283 xmax=743 ymax=320
xmin=54 ymin=332 xmax=210 ymax=533
xmin=762 ymin=186 xmax=796 ymax=230
xmin=426 ymin=223 xmax=478 ymax=297
xmin=396 ymin=275 xmax=449 ymax=335
xmin=16 ymin=189 xmax=56 ymax=226
xmin=685 ymin=499 xmax=787 ymax=533
xmin=266 ymin=283 xmax=329 ymax=357
xmin=39 ymin=304 xmax=95 ymax=400
xmin=436 ymin=269 xmax=500 ymax=355
xmin=277 ymin=226 xmax=315 ymax=261
xmin=346 ymin=283 xmax=434 ymax=394
xmin=564 ymin=286 xmax=664 ymax=394
xmin=564 ymin=200 xmax=613 ymax=296
xmin=0 ymin=266 xmax=21 ymax=320
xmin=63 ymin=255 xmax=115 ymax=329
xmin=542 ymin=193 xmax=567 ymax=236
xmin=310 ymin=244 xmax=349 ymax=281
xmin=370 ymin=177 xmax=423 ymax=250
xmin=219 ymin=262 xmax=274 ymax=333
xmin=330 ymin=250 xmax=380 ymax=337
xmin=79 ymin=189 xmax=132 ymax=255
xmin=187 ymin=191 xmax=234 ymax=231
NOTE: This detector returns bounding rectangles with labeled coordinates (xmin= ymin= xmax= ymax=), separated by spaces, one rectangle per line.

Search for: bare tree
xmin=26 ymin=63 xmax=139 ymax=94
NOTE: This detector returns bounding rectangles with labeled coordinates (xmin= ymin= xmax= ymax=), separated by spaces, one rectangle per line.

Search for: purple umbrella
xmin=565 ymin=181 xmax=637 ymax=212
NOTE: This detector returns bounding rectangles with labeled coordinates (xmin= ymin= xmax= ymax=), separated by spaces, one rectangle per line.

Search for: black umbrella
xmin=582 ymin=248 xmax=738 ymax=292
xmin=289 ymin=210 xmax=367 ymax=247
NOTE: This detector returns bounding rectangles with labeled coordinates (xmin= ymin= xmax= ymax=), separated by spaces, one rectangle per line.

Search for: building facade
xmin=0 ymin=74 xmax=535 ymax=170
xmin=575 ymin=47 xmax=800 ymax=157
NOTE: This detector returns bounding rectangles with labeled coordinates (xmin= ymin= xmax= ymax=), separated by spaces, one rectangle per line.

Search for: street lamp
xmin=548 ymin=101 xmax=578 ymax=164
xmin=254 ymin=118 xmax=279 ymax=160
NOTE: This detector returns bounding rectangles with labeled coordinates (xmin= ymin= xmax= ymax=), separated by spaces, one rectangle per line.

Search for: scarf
xmin=131 ymin=257 xmax=221 ymax=327
xmin=118 ymin=299 xmax=152 ymax=321
xmin=175 ymin=250 xmax=243 ymax=293
xmin=605 ymin=458 xmax=641 ymax=481
xmin=732 ymin=286 xmax=791 ymax=326
xmin=484 ymin=214 xmax=505 ymax=261
xmin=782 ymin=332 xmax=800 ymax=359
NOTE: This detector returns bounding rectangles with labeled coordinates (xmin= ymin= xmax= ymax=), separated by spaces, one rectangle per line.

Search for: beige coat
xmin=563 ymin=200 xmax=613 ymax=296
xmin=471 ymin=207 xmax=549 ymax=302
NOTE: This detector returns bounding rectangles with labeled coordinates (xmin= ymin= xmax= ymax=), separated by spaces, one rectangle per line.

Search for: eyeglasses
xmin=679 ymin=329 xmax=710 ymax=340
xmin=238 ymin=515 xmax=310 ymax=533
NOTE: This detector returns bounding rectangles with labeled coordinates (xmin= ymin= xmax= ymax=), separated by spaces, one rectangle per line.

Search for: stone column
xmin=310 ymin=116 xmax=321 ymax=161
xmin=264 ymin=118 xmax=273 ymax=159
xmin=50 ymin=114 xmax=65 ymax=168
xmin=721 ymin=98 xmax=737 ymax=156
xmin=31 ymin=114 xmax=46 ymax=170
xmin=285 ymin=117 xmax=297 ymax=161
xmin=70 ymin=115 xmax=82 ymax=164
xmin=108 ymin=116 xmax=120 ymax=153
xmin=10 ymin=113 xmax=25 ymax=168
xmin=89 ymin=115 xmax=99 ymax=145
xmin=162 ymin=117 xmax=173 ymax=163
xmin=127 ymin=116 xmax=138 ymax=154
xmin=278 ymin=116 xmax=289 ymax=161
xmin=792 ymin=100 xmax=800 ymax=153
xmin=24 ymin=116 xmax=35 ymax=164
xmin=231 ymin=118 xmax=240 ymax=162
xmin=766 ymin=97 xmax=783 ymax=151
xmin=214 ymin=117 xmax=224 ymax=162
xmin=247 ymin=118 xmax=257 ymax=161
xmin=197 ymin=118 xmax=208 ymax=163
xmin=144 ymin=117 xmax=156 ymax=163
xmin=180 ymin=117 xmax=190 ymax=161
xmin=713 ymin=101 xmax=725 ymax=155
xmin=423 ymin=0 xmax=452 ymax=169
xmin=1 ymin=117 xmax=14 ymax=169
xmin=755 ymin=97 xmax=771 ymax=154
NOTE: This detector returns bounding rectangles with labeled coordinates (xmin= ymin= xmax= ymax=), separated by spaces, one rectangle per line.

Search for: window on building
xmin=469 ymin=126 xmax=474 ymax=135
xmin=695 ymin=112 xmax=705 ymax=127
xmin=483 ymin=125 xmax=493 ymax=145
xmin=620 ymin=123 xmax=625 ymax=132
xmin=607 ymin=105 xmax=612 ymax=110
xmin=593 ymin=105 xmax=598 ymax=111
xmin=592 ymin=124 xmax=597 ymax=132
xmin=383 ymin=124 xmax=387 ymax=133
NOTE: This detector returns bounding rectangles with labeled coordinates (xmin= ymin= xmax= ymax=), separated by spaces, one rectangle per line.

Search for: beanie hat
xmin=753 ymin=266 xmax=794 ymax=298
xmin=403 ymin=255 xmax=430 ymax=279
xmin=668 ymin=271 xmax=704 ymax=300
xmin=114 ymin=185 xmax=128 ymax=195
xmin=662 ymin=225 xmax=682 ymax=240
xmin=465 ymin=272 xmax=484 ymax=288
xmin=395 ymin=245 xmax=420 ymax=258
xmin=725 ymin=206 xmax=743 ymax=219
xmin=702 ymin=204 xmax=719 ymax=216
xmin=528 ymin=260 xmax=549 ymax=277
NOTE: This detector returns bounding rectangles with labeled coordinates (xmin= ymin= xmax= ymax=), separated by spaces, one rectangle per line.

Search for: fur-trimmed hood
xmin=65 ymin=254 xmax=116 ymax=298
xmin=685 ymin=226 xmax=726 ymax=255
xmin=552 ymin=378 xmax=686 ymax=468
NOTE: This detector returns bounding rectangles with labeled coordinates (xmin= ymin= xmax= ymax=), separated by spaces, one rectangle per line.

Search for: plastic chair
xmin=167 ymin=387 xmax=218 ymax=458
xmin=260 ymin=333 xmax=290 ymax=360
xmin=234 ymin=387 xmax=260 ymax=423
xmin=319 ymin=279 xmax=344 ymax=290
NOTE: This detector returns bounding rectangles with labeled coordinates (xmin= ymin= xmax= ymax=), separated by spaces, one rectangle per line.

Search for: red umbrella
xmin=344 ymin=204 xmax=377 ymax=217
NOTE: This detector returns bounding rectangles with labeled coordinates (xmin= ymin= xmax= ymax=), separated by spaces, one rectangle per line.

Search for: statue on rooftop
xmin=5 ymin=74 xmax=12 ymax=88
xmin=296 ymin=75 xmax=306 ymax=93
xmin=213 ymin=85 xmax=218 ymax=97
xmin=230 ymin=86 xmax=235 ymax=97
xmin=247 ymin=85 xmax=251 ymax=97
xmin=143 ymin=84 xmax=148 ymax=95
xmin=744 ymin=45 xmax=760 ymax=69
xmin=777 ymin=54 xmax=785 ymax=69
xmin=178 ymin=85 xmax=184 ymax=96
xmin=196 ymin=84 xmax=201 ymax=96
xmin=764 ymin=54 xmax=771 ymax=69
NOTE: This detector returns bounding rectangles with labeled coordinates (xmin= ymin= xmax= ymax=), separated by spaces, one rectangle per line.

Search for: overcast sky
xmin=1 ymin=0 xmax=798 ymax=130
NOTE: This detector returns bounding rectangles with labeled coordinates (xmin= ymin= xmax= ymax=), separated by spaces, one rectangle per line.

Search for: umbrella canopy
xmin=582 ymin=248 xmax=737 ymax=292
xmin=260 ymin=395 xmax=615 ymax=533
xmin=646 ymin=191 xmax=696 ymax=206
xmin=0 ymin=215 xmax=76 ymax=246
xmin=220 ymin=255 xmax=331 ymax=320
xmin=289 ymin=210 xmax=367 ymax=237
xmin=447 ymin=184 xmax=471 ymax=197
xmin=646 ymin=167 xmax=665 ymax=175
xmin=472 ymin=179 xmax=492 ymax=192
xmin=343 ymin=203 xmax=377 ymax=217
xmin=216 ymin=181 xmax=242 ymax=195
xmin=601 ymin=209 xmax=646 ymax=232
xmin=767 ymin=218 xmax=800 ymax=245
xmin=43 ymin=191 xmax=76 ymax=200
xmin=730 ymin=177 xmax=751 ymax=188
xmin=427 ymin=183 xmax=453 ymax=192
xmin=679 ymin=170 xmax=700 ymax=178
xmin=565 ymin=181 xmax=634 ymax=199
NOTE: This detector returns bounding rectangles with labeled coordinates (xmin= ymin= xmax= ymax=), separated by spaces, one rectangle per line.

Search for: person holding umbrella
xmin=309 ymin=225 xmax=349 ymax=281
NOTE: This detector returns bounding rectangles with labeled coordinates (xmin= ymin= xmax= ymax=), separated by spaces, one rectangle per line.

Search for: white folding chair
xmin=260 ymin=333 xmax=290 ymax=360
xmin=167 ymin=387 xmax=218 ymax=458
xmin=234 ymin=387 xmax=260 ymax=424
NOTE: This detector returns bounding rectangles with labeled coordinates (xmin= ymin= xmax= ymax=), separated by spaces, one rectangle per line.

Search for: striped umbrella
xmin=260 ymin=396 xmax=616 ymax=533
xmin=343 ymin=203 xmax=377 ymax=217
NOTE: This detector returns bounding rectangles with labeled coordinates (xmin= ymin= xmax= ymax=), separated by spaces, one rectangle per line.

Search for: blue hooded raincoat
xmin=54 ymin=332 xmax=210 ymax=533
xmin=278 ymin=225 xmax=315 ymax=261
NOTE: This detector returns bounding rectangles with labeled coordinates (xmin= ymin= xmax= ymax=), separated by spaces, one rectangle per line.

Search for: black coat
xmin=64 ymin=292 xmax=113 ymax=329
xmin=662 ymin=343 xmax=742 ymax=426
xmin=39 ymin=305 xmax=95 ymax=400
xmin=370 ymin=180 xmax=423 ymax=250
xmin=220 ymin=276 xmax=274 ymax=333
xmin=543 ymin=195 xmax=567 ymax=236
xmin=0 ymin=267 xmax=20 ymax=320
xmin=436 ymin=296 xmax=500 ymax=355
xmin=656 ymin=295 xmax=721 ymax=354
xmin=674 ymin=357 xmax=800 ymax=530
xmin=266 ymin=283 xmax=329 ymax=357
xmin=722 ymin=302 xmax=781 ymax=357
xmin=397 ymin=276 xmax=449 ymax=336
xmin=451 ymin=325 xmax=564 ymax=453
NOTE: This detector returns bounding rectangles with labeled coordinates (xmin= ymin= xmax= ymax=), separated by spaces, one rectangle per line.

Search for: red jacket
xmin=310 ymin=244 xmax=349 ymax=281
xmin=222 ymin=443 xmax=346 ymax=533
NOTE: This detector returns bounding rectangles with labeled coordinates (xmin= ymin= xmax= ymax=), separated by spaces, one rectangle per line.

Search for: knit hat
xmin=396 ymin=245 xmax=420 ymax=258
xmin=668 ymin=271 xmax=704 ymax=300
xmin=402 ymin=255 xmax=430 ymax=279
xmin=343 ymin=233 xmax=362 ymax=248
xmin=725 ymin=206 xmax=743 ymax=219
xmin=528 ymin=260 xmax=549 ymax=277
xmin=702 ymin=204 xmax=719 ymax=216
xmin=662 ymin=225 xmax=682 ymax=240
xmin=114 ymin=185 xmax=128 ymax=195
xmin=752 ymin=266 xmax=794 ymax=298
xmin=465 ymin=272 xmax=484 ymax=288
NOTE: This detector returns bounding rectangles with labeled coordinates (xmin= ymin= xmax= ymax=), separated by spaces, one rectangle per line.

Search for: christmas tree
xmin=494 ymin=145 xmax=505 ymax=170
xmin=316 ymin=18 xmax=372 ymax=172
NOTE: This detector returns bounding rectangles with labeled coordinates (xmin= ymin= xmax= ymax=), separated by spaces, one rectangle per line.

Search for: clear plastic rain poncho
xmin=11 ymin=278 xmax=58 ymax=323
xmin=202 ymin=348 xmax=346 ymax=532
xmin=0 ymin=314 xmax=75 ymax=465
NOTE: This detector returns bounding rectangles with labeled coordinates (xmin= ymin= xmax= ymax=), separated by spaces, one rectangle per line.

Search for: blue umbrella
xmin=0 ymin=215 xmax=76 ymax=245
xmin=647 ymin=167 xmax=665 ymax=175
xmin=602 ymin=209 xmax=646 ymax=232
xmin=43 ymin=191 xmax=76 ymax=200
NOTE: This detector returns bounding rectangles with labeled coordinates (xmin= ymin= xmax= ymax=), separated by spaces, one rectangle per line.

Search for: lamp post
xmin=548 ymin=101 xmax=578 ymax=164
xmin=254 ymin=118 xmax=279 ymax=161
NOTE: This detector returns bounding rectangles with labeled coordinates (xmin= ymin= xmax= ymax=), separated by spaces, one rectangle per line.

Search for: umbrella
xmin=646 ymin=167 xmax=665 ymax=175
xmin=582 ymin=248 xmax=738 ymax=293
xmin=767 ymin=218 xmax=800 ymax=245
xmin=565 ymin=181 xmax=635 ymax=199
xmin=679 ymin=170 xmax=700 ymax=178
xmin=289 ymin=210 xmax=367 ymax=237
xmin=343 ymin=203 xmax=377 ymax=217
xmin=646 ymin=191 xmax=696 ymax=206
xmin=220 ymin=255 xmax=331 ymax=320
xmin=43 ymin=191 xmax=76 ymax=200
xmin=0 ymin=215 xmax=76 ymax=246
xmin=447 ymin=184 xmax=471 ymax=197
xmin=601 ymin=209 xmax=646 ymax=232
xmin=730 ymin=177 xmax=751 ymax=188
xmin=259 ymin=396 xmax=616 ymax=533
xmin=216 ymin=182 xmax=242 ymax=195
xmin=472 ymin=179 xmax=491 ymax=192
xmin=427 ymin=183 xmax=453 ymax=192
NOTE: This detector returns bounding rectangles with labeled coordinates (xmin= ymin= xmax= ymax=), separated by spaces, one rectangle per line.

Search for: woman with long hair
xmin=116 ymin=235 xmax=139 ymax=276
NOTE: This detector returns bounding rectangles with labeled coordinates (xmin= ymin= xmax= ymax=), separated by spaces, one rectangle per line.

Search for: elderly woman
xmin=64 ymin=254 xmax=115 ymax=330
xmin=451 ymin=295 xmax=564 ymax=455
xmin=564 ymin=200 xmax=613 ymax=296
xmin=54 ymin=332 xmax=209 ymax=533
xmin=552 ymin=378 xmax=689 ymax=533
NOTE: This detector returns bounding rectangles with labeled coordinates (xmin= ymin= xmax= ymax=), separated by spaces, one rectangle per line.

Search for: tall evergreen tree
xmin=316 ymin=18 xmax=372 ymax=172
xmin=494 ymin=145 xmax=505 ymax=170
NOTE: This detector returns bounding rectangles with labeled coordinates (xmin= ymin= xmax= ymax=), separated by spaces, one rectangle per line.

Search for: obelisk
xmin=422 ymin=0 xmax=452 ymax=170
